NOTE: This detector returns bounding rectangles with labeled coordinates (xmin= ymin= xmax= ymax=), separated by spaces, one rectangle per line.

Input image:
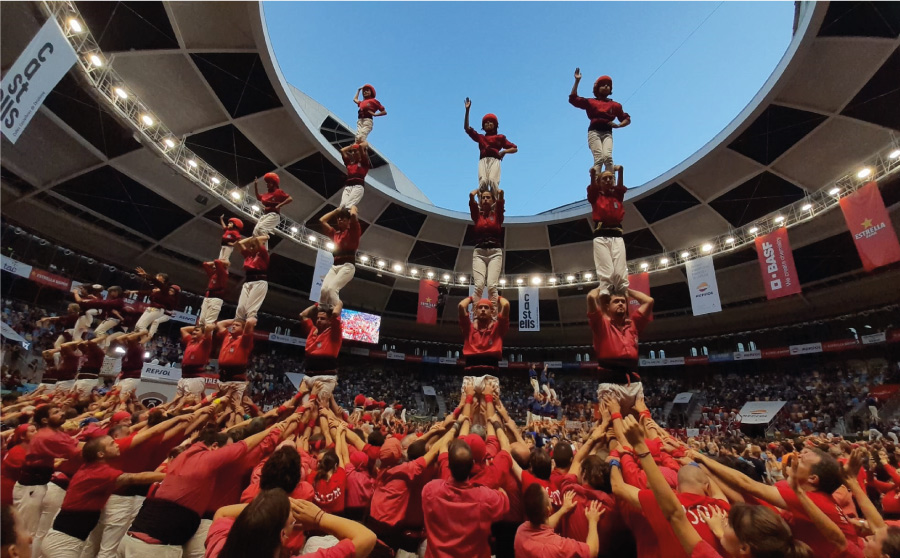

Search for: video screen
xmin=341 ymin=309 xmax=381 ymax=344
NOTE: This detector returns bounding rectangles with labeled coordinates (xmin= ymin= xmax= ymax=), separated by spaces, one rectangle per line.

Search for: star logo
xmin=425 ymin=297 xmax=432 ymax=303
xmin=861 ymin=218 xmax=873 ymax=229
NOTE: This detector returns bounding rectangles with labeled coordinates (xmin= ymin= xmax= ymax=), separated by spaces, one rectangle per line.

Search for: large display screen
xmin=340 ymin=309 xmax=381 ymax=344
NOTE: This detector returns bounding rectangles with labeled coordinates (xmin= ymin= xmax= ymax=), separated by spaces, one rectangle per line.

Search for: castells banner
xmin=755 ymin=227 xmax=801 ymax=300
xmin=840 ymin=182 xmax=900 ymax=271
xmin=416 ymin=279 xmax=439 ymax=324
xmin=627 ymin=272 xmax=652 ymax=320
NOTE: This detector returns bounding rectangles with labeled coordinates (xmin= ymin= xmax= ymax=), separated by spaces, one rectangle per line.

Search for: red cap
xmin=350 ymin=450 xmax=369 ymax=469
xmin=263 ymin=172 xmax=280 ymax=187
xmin=464 ymin=434 xmax=487 ymax=463
xmin=379 ymin=437 xmax=402 ymax=466
xmin=81 ymin=424 xmax=109 ymax=440
xmin=112 ymin=411 xmax=131 ymax=423
xmin=377 ymin=401 xmax=386 ymax=409
xmin=362 ymin=84 xmax=376 ymax=97
xmin=362 ymin=413 xmax=373 ymax=423
xmin=593 ymin=76 xmax=613 ymax=97
xmin=354 ymin=394 xmax=367 ymax=407
xmin=482 ymin=113 xmax=498 ymax=127
xmin=476 ymin=298 xmax=493 ymax=308
xmin=228 ymin=217 xmax=244 ymax=231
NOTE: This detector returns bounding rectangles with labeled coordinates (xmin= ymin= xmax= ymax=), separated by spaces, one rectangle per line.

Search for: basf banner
xmin=840 ymin=182 xmax=900 ymax=271
xmin=518 ymin=287 xmax=540 ymax=332
xmin=737 ymin=401 xmax=787 ymax=424
xmin=309 ymin=249 xmax=334 ymax=303
xmin=1 ymin=18 xmax=77 ymax=144
xmin=685 ymin=255 xmax=721 ymax=316
xmin=755 ymin=227 xmax=801 ymax=300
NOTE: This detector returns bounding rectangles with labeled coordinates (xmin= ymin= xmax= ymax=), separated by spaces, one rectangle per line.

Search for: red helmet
xmin=228 ymin=217 xmax=244 ymax=231
xmin=362 ymin=84 xmax=376 ymax=97
xmin=263 ymin=172 xmax=280 ymax=187
xmin=593 ymin=75 xmax=613 ymax=97
xmin=482 ymin=113 xmax=498 ymax=128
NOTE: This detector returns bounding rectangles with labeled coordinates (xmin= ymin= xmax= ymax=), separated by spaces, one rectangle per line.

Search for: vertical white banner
xmin=685 ymin=255 xmax=722 ymax=316
xmin=309 ymin=249 xmax=334 ymax=303
xmin=1 ymin=18 xmax=78 ymax=144
xmin=518 ymin=287 xmax=540 ymax=331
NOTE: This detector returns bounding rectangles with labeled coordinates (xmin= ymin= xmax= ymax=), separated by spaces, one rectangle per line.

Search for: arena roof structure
xmin=2 ymin=1 xmax=899 ymax=347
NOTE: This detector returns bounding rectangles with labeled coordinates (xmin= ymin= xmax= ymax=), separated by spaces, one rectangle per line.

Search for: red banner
xmin=755 ymin=227 xmax=801 ymax=299
xmin=684 ymin=356 xmax=709 ymax=365
xmin=871 ymin=385 xmax=900 ymax=399
xmin=416 ymin=280 xmax=439 ymax=324
xmin=627 ymin=272 xmax=651 ymax=320
xmin=840 ymin=182 xmax=900 ymax=271
xmin=761 ymin=347 xmax=791 ymax=359
xmin=28 ymin=268 xmax=71 ymax=291
xmin=822 ymin=339 xmax=860 ymax=352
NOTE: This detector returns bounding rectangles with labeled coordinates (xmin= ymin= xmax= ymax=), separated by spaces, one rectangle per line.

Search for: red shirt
xmin=421 ymin=479 xmax=509 ymax=558
xmin=370 ymin=456 xmax=433 ymax=528
xmin=243 ymin=245 xmax=269 ymax=276
xmin=345 ymin=463 xmax=375 ymax=510
xmin=488 ymin=451 xmax=523 ymax=523
xmin=204 ymin=260 xmax=228 ymax=298
xmin=331 ymin=221 xmax=361 ymax=265
xmin=690 ymin=541 xmax=723 ymax=558
xmin=469 ymin=197 xmax=504 ymax=247
xmin=221 ymin=229 xmax=241 ymax=246
xmin=460 ymin=314 xmax=509 ymax=359
xmin=638 ymin=489 xmax=731 ymax=558
xmin=152 ymin=441 xmax=249 ymax=515
xmin=775 ymin=481 xmax=860 ymax=557
xmin=514 ymin=523 xmax=590 ymax=558
xmin=521 ymin=470 xmax=562 ymax=507
xmin=588 ymin=307 xmax=650 ymax=363
xmin=557 ymin=475 xmax=623 ymax=550
xmin=587 ymin=182 xmax=627 ymax=227
xmin=206 ymin=429 xmax=281 ymax=514
xmin=257 ymin=189 xmax=289 ymax=214
xmin=80 ymin=343 xmax=106 ymax=372
xmin=568 ymin=95 xmax=629 ymax=133
xmin=23 ymin=427 xmax=81 ymax=476
xmin=346 ymin=159 xmax=370 ymax=185
xmin=60 ymin=461 xmax=123 ymax=512
xmin=466 ymin=127 xmax=516 ymax=160
xmin=308 ymin=466 xmax=347 ymax=513
xmin=357 ymin=98 xmax=384 ymax=119
xmin=56 ymin=348 xmax=80 ymax=381
xmin=119 ymin=341 xmax=144 ymax=379
xmin=303 ymin=317 xmax=343 ymax=360
xmin=181 ymin=332 xmax=212 ymax=376
xmin=1 ymin=445 xmax=28 ymax=504
xmin=217 ymin=330 xmax=254 ymax=368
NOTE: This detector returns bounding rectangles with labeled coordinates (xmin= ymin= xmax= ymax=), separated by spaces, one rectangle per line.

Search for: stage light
xmin=290 ymin=226 xmax=298 ymax=233
xmin=143 ymin=352 xmax=151 ymax=359
xmin=326 ymin=242 xmax=335 ymax=251
xmin=566 ymin=275 xmax=575 ymax=282
xmin=499 ymin=278 xmax=507 ymax=285
xmin=377 ymin=260 xmax=386 ymax=268
xmin=829 ymin=187 xmax=840 ymax=195
xmin=307 ymin=235 xmax=316 ymax=243
xmin=857 ymin=168 xmax=871 ymax=179
xmin=889 ymin=149 xmax=900 ymax=159
xmin=393 ymin=264 xmax=403 ymax=272
xmin=725 ymin=237 xmax=734 ymax=244
xmin=410 ymin=269 xmax=418 ymax=276
xmin=531 ymin=276 xmax=541 ymax=285
xmin=69 ymin=19 xmax=83 ymax=33
xmin=701 ymin=243 xmax=713 ymax=252
xmin=141 ymin=114 xmax=154 ymax=126
xmin=458 ymin=275 xmax=467 ymax=282
xmin=442 ymin=273 xmax=450 ymax=280
xmin=660 ymin=258 xmax=669 ymax=265
xmin=114 ymin=87 xmax=127 ymax=99
xmin=548 ymin=277 xmax=557 ymax=284
xmin=680 ymin=251 xmax=689 ymax=258
xmin=749 ymin=227 xmax=759 ymax=234
xmin=89 ymin=54 xmax=103 ymax=67
xmin=426 ymin=271 xmax=434 ymax=278
xmin=774 ymin=215 xmax=785 ymax=223
xmin=583 ymin=272 xmax=593 ymax=280
xmin=164 ymin=138 xmax=175 ymax=148
xmin=114 ymin=347 xmax=126 ymax=354
xmin=801 ymin=203 xmax=812 ymax=211
xmin=187 ymin=159 xmax=198 ymax=168
xmin=516 ymin=278 xmax=524 ymax=285
xmin=360 ymin=255 xmax=370 ymax=263
xmin=640 ymin=262 xmax=649 ymax=270
xmin=251 ymin=204 xmax=260 ymax=212
xmin=211 ymin=176 xmax=220 ymax=185
xmin=230 ymin=190 xmax=242 ymax=200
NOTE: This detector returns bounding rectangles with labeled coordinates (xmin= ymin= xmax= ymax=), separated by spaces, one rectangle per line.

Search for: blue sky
xmin=265 ymin=2 xmax=794 ymax=216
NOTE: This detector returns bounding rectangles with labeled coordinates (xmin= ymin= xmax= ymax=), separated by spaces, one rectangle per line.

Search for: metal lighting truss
xmin=42 ymin=1 xmax=900 ymax=293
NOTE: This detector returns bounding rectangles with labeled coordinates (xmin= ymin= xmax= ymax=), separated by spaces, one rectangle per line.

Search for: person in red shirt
xmin=339 ymin=142 xmax=371 ymax=211
xmin=73 ymin=286 xmax=126 ymax=338
xmin=251 ymin=173 xmax=292 ymax=246
xmin=463 ymin=97 xmax=517 ymax=197
xmin=297 ymin=302 xmax=343 ymax=405
xmin=128 ymin=268 xmax=179 ymax=340
xmin=72 ymin=335 xmax=107 ymax=399
xmin=422 ymin=438 xmax=510 ymax=558
xmin=41 ymin=340 xmax=80 ymax=393
xmin=569 ymin=67 xmax=631 ymax=173
xmin=198 ymin=259 xmax=229 ymax=327
xmin=353 ymin=83 xmax=386 ymax=142
xmin=587 ymin=286 xmax=653 ymax=412
xmin=458 ymin=296 xmax=509 ymax=398
xmin=308 ymin=448 xmax=347 ymax=515
xmin=587 ymin=165 xmax=629 ymax=297
xmin=1 ymin=425 xmax=36 ymax=507
xmin=217 ymin=216 xmax=243 ymax=262
xmin=39 ymin=436 xmax=164 ymax=558
xmin=319 ymin=206 xmax=361 ymax=308
xmin=177 ymin=325 xmax=212 ymax=398
xmin=37 ymin=303 xmax=82 ymax=353
xmin=115 ymin=332 xmax=150 ymax=400
xmin=514 ymin=484 xmax=603 ymax=558
xmin=469 ymin=188 xmax=504 ymax=310
xmin=215 ymin=318 xmax=256 ymax=403
xmin=234 ymin=234 xmax=270 ymax=324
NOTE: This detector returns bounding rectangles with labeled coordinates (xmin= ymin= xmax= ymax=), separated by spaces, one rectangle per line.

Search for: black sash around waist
xmin=54 ymin=509 xmax=102 ymax=541
xmin=305 ymin=357 xmax=338 ymax=373
xmin=592 ymin=225 xmax=623 ymax=238
xmin=464 ymin=355 xmax=500 ymax=369
xmin=244 ymin=270 xmax=267 ymax=282
xmin=130 ymin=498 xmax=201 ymax=546
xmin=333 ymin=251 xmax=356 ymax=266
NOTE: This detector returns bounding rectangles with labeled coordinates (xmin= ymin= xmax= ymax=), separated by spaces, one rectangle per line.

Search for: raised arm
xmin=463 ymin=97 xmax=471 ymax=130
xmin=458 ymin=296 xmax=472 ymax=323
xmin=627 ymin=288 xmax=654 ymax=316
xmin=219 ymin=214 xmax=227 ymax=230
xmin=353 ymin=87 xmax=362 ymax=106
xmin=690 ymin=449 xmax=786 ymax=508
xmin=787 ymin=456 xmax=847 ymax=551
xmin=319 ymin=208 xmax=339 ymax=237
xmin=497 ymin=296 xmax=510 ymax=321
xmin=275 ymin=195 xmax=292 ymax=211
xmin=570 ymin=67 xmax=582 ymax=97
xmin=252 ymin=177 xmax=261 ymax=199
xmin=292 ymin=499 xmax=377 ymax=558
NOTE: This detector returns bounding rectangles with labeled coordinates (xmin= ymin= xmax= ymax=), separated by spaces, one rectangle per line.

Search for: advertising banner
xmin=627 ymin=272 xmax=652 ymax=320
xmin=1 ymin=256 xmax=32 ymax=278
xmin=639 ymin=357 xmax=685 ymax=367
xmin=170 ymin=310 xmax=196 ymax=324
xmin=685 ymin=255 xmax=722 ymax=316
xmin=822 ymin=339 xmax=859 ymax=352
xmin=387 ymin=351 xmax=405 ymax=361
xmin=673 ymin=392 xmax=693 ymax=404
xmin=840 ymin=182 xmax=900 ymax=271
xmin=518 ymin=287 xmax=540 ymax=331
xmin=789 ymin=343 xmax=822 ymax=356
xmin=439 ymin=357 xmax=458 ymax=366
xmin=755 ymin=227 xmax=801 ymax=299
xmin=309 ymin=249 xmax=334 ymax=303
xmin=29 ymin=268 xmax=70 ymax=291
xmin=733 ymin=350 xmax=762 ymax=361
xmin=268 ymin=333 xmax=305 ymax=346
xmin=416 ymin=279 xmax=440 ymax=324
xmin=1 ymin=18 xmax=78 ymax=143
xmin=737 ymin=401 xmax=787 ymax=424
xmin=140 ymin=363 xmax=182 ymax=383
xmin=862 ymin=332 xmax=887 ymax=345
xmin=762 ymin=347 xmax=791 ymax=359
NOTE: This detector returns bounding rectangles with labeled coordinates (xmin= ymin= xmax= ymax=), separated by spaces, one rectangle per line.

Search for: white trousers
xmin=116 ymin=378 xmax=141 ymax=398
xmin=198 ymin=297 xmax=223 ymax=326
xmin=42 ymin=529 xmax=86 ymax=558
xmin=33 ymin=482 xmax=66 ymax=558
xmin=74 ymin=378 xmax=99 ymax=398
xmin=74 ymin=314 xmax=94 ymax=341
xmin=135 ymin=308 xmax=166 ymax=335
xmin=176 ymin=377 xmax=207 ymax=398
xmin=82 ymin=494 xmax=144 ymax=558
xmin=341 ymin=185 xmax=365 ymax=210
xmin=181 ymin=518 xmax=211 ymax=558
xmin=13 ymin=482 xmax=46 ymax=536
xmin=235 ymin=280 xmax=268 ymax=322
xmin=299 ymin=375 xmax=337 ymax=403
xmin=117 ymin=534 xmax=182 ymax=558
xmin=472 ymin=248 xmax=502 ymax=309
xmin=592 ymin=237 xmax=628 ymax=297
xmin=218 ymin=245 xmax=233 ymax=262
xmin=477 ymin=157 xmax=501 ymax=195
xmin=461 ymin=375 xmax=500 ymax=396
xmin=55 ymin=380 xmax=76 ymax=393
xmin=356 ymin=118 xmax=373 ymax=142
xmin=597 ymin=382 xmax=643 ymax=415
xmin=320 ymin=263 xmax=355 ymax=307
xmin=253 ymin=212 xmax=280 ymax=237
xmin=218 ymin=381 xmax=248 ymax=404
xmin=93 ymin=318 xmax=120 ymax=337
xmin=587 ymin=129 xmax=614 ymax=172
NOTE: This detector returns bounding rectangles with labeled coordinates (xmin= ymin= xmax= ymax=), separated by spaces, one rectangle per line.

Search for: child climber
xmin=569 ymin=67 xmax=630 ymax=173
xmin=464 ymin=97 xmax=517 ymax=197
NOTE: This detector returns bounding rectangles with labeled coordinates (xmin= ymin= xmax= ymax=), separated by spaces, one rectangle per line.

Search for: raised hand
xmin=574 ymin=67 xmax=582 ymax=80
xmin=700 ymin=505 xmax=728 ymax=539
xmin=604 ymin=395 xmax=621 ymax=416
xmin=633 ymin=393 xmax=648 ymax=414
xmin=584 ymin=500 xmax=605 ymax=523
xmin=291 ymin=498 xmax=323 ymax=529
xmin=464 ymin=97 xmax=471 ymax=109
xmin=561 ymin=490 xmax=577 ymax=514
xmin=621 ymin=415 xmax=645 ymax=448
